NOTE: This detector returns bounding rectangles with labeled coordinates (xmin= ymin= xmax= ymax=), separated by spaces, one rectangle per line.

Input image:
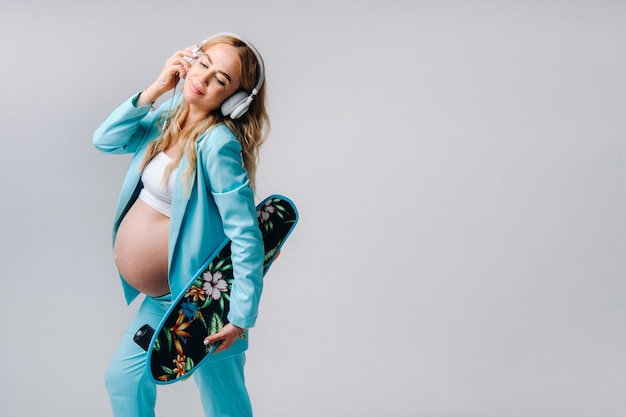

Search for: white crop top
xmin=138 ymin=152 xmax=178 ymax=217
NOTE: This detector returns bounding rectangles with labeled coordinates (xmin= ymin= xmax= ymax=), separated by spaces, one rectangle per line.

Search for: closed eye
xmin=199 ymin=57 xmax=228 ymax=87
xmin=204 ymin=53 xmax=232 ymax=85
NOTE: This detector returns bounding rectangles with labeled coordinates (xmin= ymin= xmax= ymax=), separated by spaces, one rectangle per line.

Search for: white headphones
xmin=189 ymin=32 xmax=265 ymax=120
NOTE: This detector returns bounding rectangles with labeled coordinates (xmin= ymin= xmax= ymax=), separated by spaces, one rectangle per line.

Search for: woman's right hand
xmin=137 ymin=46 xmax=199 ymax=107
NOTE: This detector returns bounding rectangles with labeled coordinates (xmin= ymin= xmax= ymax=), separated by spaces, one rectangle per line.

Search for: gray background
xmin=1 ymin=1 xmax=624 ymax=416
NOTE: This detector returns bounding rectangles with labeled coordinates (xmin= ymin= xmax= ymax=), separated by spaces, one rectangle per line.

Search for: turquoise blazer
xmin=93 ymin=93 xmax=264 ymax=333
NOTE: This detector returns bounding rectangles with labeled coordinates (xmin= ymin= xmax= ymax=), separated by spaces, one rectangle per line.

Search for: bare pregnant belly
xmin=114 ymin=198 xmax=171 ymax=296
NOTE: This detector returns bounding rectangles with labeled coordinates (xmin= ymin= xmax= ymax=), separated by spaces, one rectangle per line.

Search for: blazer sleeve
xmin=199 ymin=126 xmax=265 ymax=329
xmin=92 ymin=92 xmax=161 ymax=154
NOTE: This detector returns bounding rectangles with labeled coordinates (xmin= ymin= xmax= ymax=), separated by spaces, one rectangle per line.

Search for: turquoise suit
xmin=93 ymin=93 xmax=264 ymax=417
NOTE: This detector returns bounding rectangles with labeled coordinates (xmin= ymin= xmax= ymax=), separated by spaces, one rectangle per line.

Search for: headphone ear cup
xmin=230 ymin=97 xmax=254 ymax=120
xmin=221 ymin=91 xmax=249 ymax=118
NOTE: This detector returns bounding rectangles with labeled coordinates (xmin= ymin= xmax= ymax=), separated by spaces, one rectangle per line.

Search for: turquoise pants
xmin=105 ymin=294 xmax=253 ymax=417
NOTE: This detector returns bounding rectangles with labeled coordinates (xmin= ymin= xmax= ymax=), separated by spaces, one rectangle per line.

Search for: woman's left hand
xmin=204 ymin=323 xmax=246 ymax=353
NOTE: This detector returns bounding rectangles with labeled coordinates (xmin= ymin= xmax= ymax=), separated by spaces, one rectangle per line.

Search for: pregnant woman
xmin=93 ymin=32 xmax=269 ymax=417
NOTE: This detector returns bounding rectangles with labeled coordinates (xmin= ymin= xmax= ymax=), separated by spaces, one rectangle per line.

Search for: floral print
xmin=184 ymin=285 xmax=205 ymax=303
xmin=148 ymin=195 xmax=298 ymax=383
xmin=202 ymin=270 xmax=229 ymax=300
xmin=258 ymin=200 xmax=275 ymax=222
xmin=180 ymin=300 xmax=200 ymax=321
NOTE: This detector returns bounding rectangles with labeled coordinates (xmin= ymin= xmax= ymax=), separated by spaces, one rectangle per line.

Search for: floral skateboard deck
xmin=133 ymin=195 xmax=298 ymax=384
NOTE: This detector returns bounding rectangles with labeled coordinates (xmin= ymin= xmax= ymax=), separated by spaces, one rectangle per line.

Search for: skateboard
xmin=133 ymin=194 xmax=298 ymax=384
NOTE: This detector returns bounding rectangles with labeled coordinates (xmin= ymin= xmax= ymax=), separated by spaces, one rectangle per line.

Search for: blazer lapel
xmin=168 ymin=154 xmax=193 ymax=266
xmin=167 ymin=126 xmax=217 ymax=275
xmin=113 ymin=146 xmax=148 ymax=232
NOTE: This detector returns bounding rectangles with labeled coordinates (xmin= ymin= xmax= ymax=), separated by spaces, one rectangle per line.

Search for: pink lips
xmin=190 ymin=80 xmax=205 ymax=95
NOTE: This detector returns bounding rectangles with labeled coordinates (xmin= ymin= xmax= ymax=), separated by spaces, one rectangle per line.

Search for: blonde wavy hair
xmin=139 ymin=34 xmax=270 ymax=193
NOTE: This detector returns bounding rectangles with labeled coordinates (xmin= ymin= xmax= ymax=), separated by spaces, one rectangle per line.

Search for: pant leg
xmin=104 ymin=294 xmax=172 ymax=417
xmin=194 ymin=353 xmax=253 ymax=417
